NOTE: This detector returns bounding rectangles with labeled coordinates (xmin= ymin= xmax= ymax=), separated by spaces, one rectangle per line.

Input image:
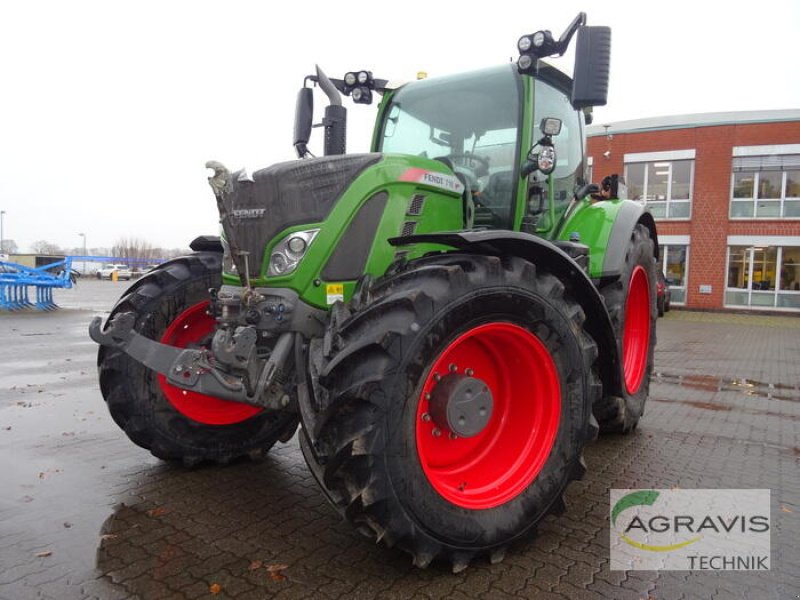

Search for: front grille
xmin=407 ymin=194 xmax=425 ymax=216
xmin=224 ymin=153 xmax=381 ymax=278
xmin=401 ymin=221 xmax=417 ymax=237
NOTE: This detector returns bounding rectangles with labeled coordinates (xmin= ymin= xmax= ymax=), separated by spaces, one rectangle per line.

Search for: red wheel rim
xmin=415 ymin=322 xmax=561 ymax=510
xmin=623 ymin=266 xmax=651 ymax=395
xmin=157 ymin=302 xmax=261 ymax=425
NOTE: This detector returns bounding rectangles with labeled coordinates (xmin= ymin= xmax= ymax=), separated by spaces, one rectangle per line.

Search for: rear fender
xmin=390 ymin=231 xmax=624 ymax=399
xmin=602 ymin=205 xmax=658 ymax=277
xmin=559 ymin=199 xmax=659 ymax=279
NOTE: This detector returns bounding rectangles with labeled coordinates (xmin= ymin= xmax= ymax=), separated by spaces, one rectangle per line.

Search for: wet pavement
xmin=1 ymin=279 xmax=799 ymax=599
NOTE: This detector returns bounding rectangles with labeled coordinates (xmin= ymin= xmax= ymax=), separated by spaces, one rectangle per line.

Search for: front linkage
xmin=90 ymin=163 xmax=325 ymax=413
xmin=89 ymin=287 xmax=320 ymax=411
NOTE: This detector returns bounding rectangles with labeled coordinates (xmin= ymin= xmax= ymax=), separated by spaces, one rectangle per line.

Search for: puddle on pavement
xmin=680 ymin=400 xmax=730 ymax=412
xmin=651 ymin=396 xmax=800 ymax=421
xmin=654 ymin=372 xmax=800 ymax=402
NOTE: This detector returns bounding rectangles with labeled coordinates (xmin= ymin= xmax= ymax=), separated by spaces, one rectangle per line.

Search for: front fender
xmin=390 ymin=230 xmax=624 ymax=400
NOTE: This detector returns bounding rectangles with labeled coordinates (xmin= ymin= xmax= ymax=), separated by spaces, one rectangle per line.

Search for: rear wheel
xmin=301 ymin=254 xmax=600 ymax=570
xmin=97 ymin=252 xmax=297 ymax=465
xmin=595 ymin=224 xmax=657 ymax=433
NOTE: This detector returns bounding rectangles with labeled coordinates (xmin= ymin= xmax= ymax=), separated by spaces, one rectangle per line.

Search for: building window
xmin=658 ymin=244 xmax=689 ymax=304
xmin=730 ymin=154 xmax=800 ymax=218
xmin=625 ymin=159 xmax=693 ymax=219
xmin=725 ymin=245 xmax=800 ymax=310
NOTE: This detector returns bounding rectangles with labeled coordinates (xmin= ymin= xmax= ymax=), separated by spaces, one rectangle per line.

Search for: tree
xmin=112 ymin=237 xmax=157 ymax=263
xmin=31 ymin=240 xmax=63 ymax=255
xmin=0 ymin=239 xmax=18 ymax=254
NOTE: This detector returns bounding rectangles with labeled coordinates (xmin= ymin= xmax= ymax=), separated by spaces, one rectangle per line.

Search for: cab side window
xmin=533 ymin=79 xmax=584 ymax=205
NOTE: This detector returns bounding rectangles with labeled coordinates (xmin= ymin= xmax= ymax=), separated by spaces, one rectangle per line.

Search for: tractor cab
xmin=375 ymin=63 xmax=588 ymax=237
xmin=294 ymin=12 xmax=610 ymax=242
xmin=378 ymin=65 xmax=522 ymax=230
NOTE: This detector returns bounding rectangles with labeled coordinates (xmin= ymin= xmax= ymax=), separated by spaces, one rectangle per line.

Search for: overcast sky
xmin=1 ymin=0 xmax=798 ymax=254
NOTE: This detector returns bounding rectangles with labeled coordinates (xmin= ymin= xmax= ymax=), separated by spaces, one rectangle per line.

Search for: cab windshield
xmin=379 ymin=65 xmax=522 ymax=227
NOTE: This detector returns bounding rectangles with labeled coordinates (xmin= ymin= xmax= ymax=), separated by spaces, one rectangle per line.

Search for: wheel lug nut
xmin=465 ymin=368 xmax=474 ymax=376
xmin=432 ymin=428 xmax=441 ymax=437
xmin=424 ymin=393 xmax=431 ymax=401
xmin=449 ymin=363 xmax=458 ymax=372
xmin=449 ymin=432 xmax=457 ymax=440
xmin=421 ymin=413 xmax=431 ymax=422
xmin=434 ymin=373 xmax=441 ymax=382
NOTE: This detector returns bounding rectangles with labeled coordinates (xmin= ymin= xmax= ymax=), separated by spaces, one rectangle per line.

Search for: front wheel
xmin=302 ymin=254 xmax=600 ymax=570
xmin=97 ymin=252 xmax=297 ymax=465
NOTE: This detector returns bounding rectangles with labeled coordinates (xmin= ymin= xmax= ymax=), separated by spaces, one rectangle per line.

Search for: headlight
xmin=287 ymin=236 xmax=307 ymax=254
xmin=352 ymin=87 xmax=363 ymax=102
xmin=532 ymin=31 xmax=546 ymax=48
xmin=357 ymin=70 xmax=369 ymax=84
xmin=344 ymin=72 xmax=357 ymax=87
xmin=517 ymin=36 xmax=532 ymax=52
xmin=270 ymin=253 xmax=289 ymax=275
xmin=268 ymin=229 xmax=320 ymax=277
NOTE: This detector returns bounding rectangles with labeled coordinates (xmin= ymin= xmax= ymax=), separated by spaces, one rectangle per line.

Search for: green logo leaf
xmin=611 ymin=490 xmax=660 ymax=526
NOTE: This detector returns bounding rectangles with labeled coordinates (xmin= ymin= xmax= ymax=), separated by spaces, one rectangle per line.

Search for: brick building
xmin=587 ymin=110 xmax=800 ymax=313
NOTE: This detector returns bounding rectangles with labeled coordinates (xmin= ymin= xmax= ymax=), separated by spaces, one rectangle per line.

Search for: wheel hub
xmin=429 ymin=373 xmax=494 ymax=438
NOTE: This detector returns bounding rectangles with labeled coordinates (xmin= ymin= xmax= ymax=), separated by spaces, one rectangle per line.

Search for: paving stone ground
xmin=1 ymin=280 xmax=798 ymax=599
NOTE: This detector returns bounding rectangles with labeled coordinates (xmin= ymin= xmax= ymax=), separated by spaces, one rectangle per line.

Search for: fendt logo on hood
xmin=231 ymin=208 xmax=266 ymax=220
xmin=398 ymin=168 xmax=465 ymax=195
xmin=610 ymin=489 xmax=770 ymax=571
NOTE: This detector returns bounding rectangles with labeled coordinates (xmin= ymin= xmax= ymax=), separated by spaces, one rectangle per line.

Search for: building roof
xmin=587 ymin=109 xmax=800 ymax=137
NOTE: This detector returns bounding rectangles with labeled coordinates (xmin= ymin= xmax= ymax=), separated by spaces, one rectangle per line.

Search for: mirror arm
xmin=521 ymin=160 xmax=538 ymax=179
xmin=315 ymin=65 xmax=342 ymax=106
xmin=555 ymin=12 xmax=586 ymax=55
xmin=575 ymin=183 xmax=600 ymax=200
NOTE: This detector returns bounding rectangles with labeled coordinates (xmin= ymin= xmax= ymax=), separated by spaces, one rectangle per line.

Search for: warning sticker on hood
xmin=399 ymin=168 xmax=464 ymax=195
xmin=326 ymin=283 xmax=345 ymax=305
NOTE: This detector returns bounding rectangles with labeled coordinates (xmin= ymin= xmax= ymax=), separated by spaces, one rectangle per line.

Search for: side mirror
xmin=294 ymin=87 xmax=314 ymax=158
xmin=521 ymin=120 xmax=560 ymax=178
xmin=571 ymin=26 xmax=611 ymax=109
xmin=533 ymin=145 xmax=557 ymax=175
xmin=521 ymin=145 xmax=557 ymax=178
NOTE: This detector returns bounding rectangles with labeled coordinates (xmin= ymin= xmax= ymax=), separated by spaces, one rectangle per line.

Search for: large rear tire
xmin=97 ymin=252 xmax=297 ymax=465
xmin=595 ymin=224 xmax=657 ymax=433
xmin=301 ymin=254 xmax=600 ymax=570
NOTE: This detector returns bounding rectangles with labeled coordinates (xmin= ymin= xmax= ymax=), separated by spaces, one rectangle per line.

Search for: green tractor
xmin=91 ymin=13 xmax=657 ymax=570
